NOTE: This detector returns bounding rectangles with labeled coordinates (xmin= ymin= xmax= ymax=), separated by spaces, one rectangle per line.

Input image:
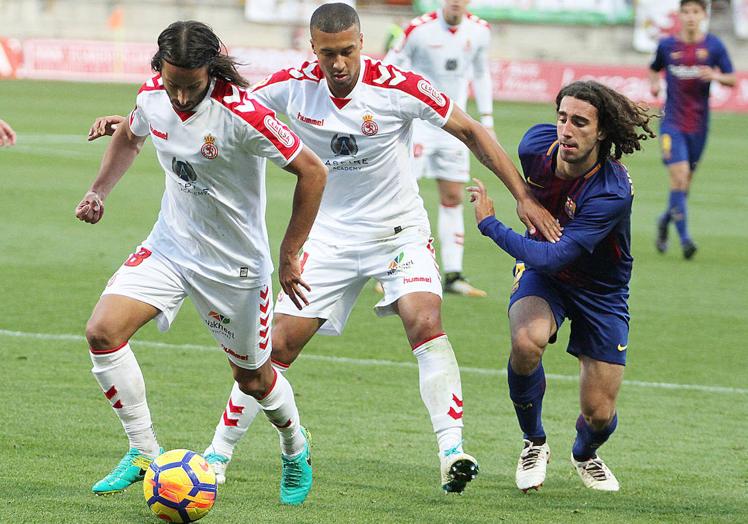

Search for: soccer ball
xmin=143 ymin=449 xmax=217 ymax=523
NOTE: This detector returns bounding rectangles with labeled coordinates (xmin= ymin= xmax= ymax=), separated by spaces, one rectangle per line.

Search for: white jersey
xmin=128 ymin=75 xmax=302 ymax=287
xmin=385 ymin=10 xmax=492 ymax=148
xmin=251 ymin=56 xmax=453 ymax=243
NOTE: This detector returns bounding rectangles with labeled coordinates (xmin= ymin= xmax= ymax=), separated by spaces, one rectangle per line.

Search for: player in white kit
xmin=199 ymin=3 xmax=560 ymax=494
xmin=89 ymin=5 xmax=560 ymax=494
xmin=76 ymin=21 xmax=327 ymax=506
xmin=385 ymin=0 xmax=494 ymax=297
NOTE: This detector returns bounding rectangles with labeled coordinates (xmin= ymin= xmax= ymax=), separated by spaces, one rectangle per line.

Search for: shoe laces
xmin=282 ymin=456 xmax=304 ymax=488
xmin=204 ymin=452 xmax=229 ymax=465
xmin=442 ymin=441 xmax=464 ymax=458
xmin=109 ymin=449 xmax=139 ymax=478
xmin=520 ymin=445 xmax=545 ymax=470
xmin=583 ymin=457 xmax=609 ymax=481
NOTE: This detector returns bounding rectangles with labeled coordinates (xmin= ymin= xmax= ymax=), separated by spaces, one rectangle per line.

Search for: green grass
xmin=0 ymin=79 xmax=747 ymax=523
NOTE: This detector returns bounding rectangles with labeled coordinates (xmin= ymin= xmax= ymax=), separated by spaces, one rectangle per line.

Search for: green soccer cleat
xmin=279 ymin=427 xmax=313 ymax=505
xmin=91 ymin=447 xmax=162 ymax=495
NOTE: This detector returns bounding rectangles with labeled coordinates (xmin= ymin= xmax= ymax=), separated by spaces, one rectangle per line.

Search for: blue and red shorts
xmin=508 ymin=264 xmax=630 ymax=366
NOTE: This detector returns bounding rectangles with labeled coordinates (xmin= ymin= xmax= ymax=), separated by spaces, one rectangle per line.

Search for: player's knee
xmin=233 ymin=369 xmax=268 ymax=399
xmin=85 ymin=319 xmax=124 ymax=351
xmin=510 ymin=330 xmax=545 ymax=372
xmin=440 ymin=192 xmax=462 ymax=207
xmin=407 ymin=315 xmax=442 ymax=347
xmin=270 ymin=331 xmax=301 ymax=367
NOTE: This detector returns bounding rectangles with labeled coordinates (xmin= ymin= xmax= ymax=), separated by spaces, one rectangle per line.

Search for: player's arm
xmin=700 ymin=68 xmax=736 ymax=87
xmin=467 ymin=178 xmax=583 ymax=271
xmin=75 ymin=117 xmax=146 ymax=224
xmin=278 ymin=146 xmax=328 ymax=309
xmin=0 ymin=118 xmax=16 ymax=147
xmin=648 ymin=69 xmax=662 ymax=98
xmin=443 ymin=106 xmax=562 ymax=242
xmin=649 ymin=42 xmax=665 ymax=98
xmin=472 ymin=33 xmax=494 ymax=131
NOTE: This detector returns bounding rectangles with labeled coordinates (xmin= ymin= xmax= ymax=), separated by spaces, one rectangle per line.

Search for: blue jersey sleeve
xmin=562 ymin=192 xmax=631 ymax=254
xmin=477 ymin=216 xmax=586 ymax=273
xmin=650 ymin=40 xmax=666 ymax=72
xmin=518 ymin=124 xmax=557 ymax=160
xmin=713 ymin=38 xmax=734 ymax=74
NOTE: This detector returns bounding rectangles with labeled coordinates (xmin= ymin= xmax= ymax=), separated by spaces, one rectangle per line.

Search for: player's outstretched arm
xmin=278 ymin=146 xmax=328 ymax=309
xmin=0 ymin=118 xmax=16 ymax=147
xmin=88 ymin=115 xmax=126 ymax=141
xmin=648 ymin=69 xmax=661 ymax=98
xmin=75 ymin=117 xmax=146 ymax=224
xmin=443 ymin=106 xmax=562 ymax=242
xmin=467 ymin=178 xmax=583 ymax=272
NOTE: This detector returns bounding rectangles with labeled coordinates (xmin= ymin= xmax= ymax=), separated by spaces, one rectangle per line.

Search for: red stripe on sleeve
xmin=212 ymin=79 xmax=301 ymax=161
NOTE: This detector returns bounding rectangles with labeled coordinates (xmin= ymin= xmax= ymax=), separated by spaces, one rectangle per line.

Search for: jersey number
xmin=124 ymin=247 xmax=152 ymax=267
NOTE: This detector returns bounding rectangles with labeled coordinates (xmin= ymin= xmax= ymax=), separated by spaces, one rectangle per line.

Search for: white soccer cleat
xmin=571 ymin=453 xmax=620 ymax=492
xmin=203 ymin=447 xmax=230 ymax=485
xmin=440 ymin=448 xmax=479 ymax=494
xmin=515 ymin=439 xmax=551 ymax=492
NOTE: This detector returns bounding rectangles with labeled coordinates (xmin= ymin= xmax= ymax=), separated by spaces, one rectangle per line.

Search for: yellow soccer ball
xmin=143 ymin=449 xmax=217 ymax=523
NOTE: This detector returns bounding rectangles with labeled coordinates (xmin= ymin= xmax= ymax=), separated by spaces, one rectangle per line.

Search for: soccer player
xmin=77 ymin=21 xmax=327 ymax=505
xmin=468 ymin=81 xmax=655 ymax=492
xmin=650 ymin=0 xmax=735 ymax=259
xmin=0 ymin=118 xmax=16 ymax=146
xmin=385 ymin=0 xmax=494 ymax=296
xmin=89 ymin=4 xmax=560 ymax=494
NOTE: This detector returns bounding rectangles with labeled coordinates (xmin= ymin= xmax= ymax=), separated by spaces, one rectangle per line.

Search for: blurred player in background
xmin=468 ymin=81 xmax=655 ymax=492
xmin=78 ymin=21 xmax=326 ymax=505
xmin=0 ymin=118 xmax=16 ymax=146
xmin=385 ymin=0 xmax=493 ymax=296
xmin=650 ymin=0 xmax=735 ymax=259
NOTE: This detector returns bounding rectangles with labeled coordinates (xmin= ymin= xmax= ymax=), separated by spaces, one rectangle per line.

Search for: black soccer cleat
xmin=655 ymin=218 xmax=668 ymax=254
xmin=682 ymin=240 xmax=698 ymax=260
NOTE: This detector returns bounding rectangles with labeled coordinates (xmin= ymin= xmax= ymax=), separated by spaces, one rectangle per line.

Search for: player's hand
xmin=516 ymin=194 xmax=562 ymax=242
xmin=88 ymin=115 xmax=125 ymax=141
xmin=75 ymin=191 xmax=105 ymax=224
xmin=0 ymin=119 xmax=16 ymax=147
xmin=466 ymin=178 xmax=496 ymax=224
xmin=698 ymin=66 xmax=719 ymax=82
xmin=649 ymin=82 xmax=660 ymax=98
xmin=279 ymin=253 xmax=311 ymax=310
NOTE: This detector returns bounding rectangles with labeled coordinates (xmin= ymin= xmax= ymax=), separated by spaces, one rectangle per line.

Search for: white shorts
xmin=274 ymin=228 xmax=442 ymax=336
xmin=102 ymin=246 xmax=272 ymax=370
xmin=412 ymin=144 xmax=470 ymax=183
xmin=412 ymin=119 xmax=470 ymax=183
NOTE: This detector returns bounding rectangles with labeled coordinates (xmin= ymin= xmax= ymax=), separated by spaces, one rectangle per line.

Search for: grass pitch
xmin=0 ymin=80 xmax=746 ymax=523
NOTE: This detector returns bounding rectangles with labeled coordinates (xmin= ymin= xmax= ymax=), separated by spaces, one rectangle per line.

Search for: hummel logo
xmin=617 ymin=344 xmax=628 ymax=352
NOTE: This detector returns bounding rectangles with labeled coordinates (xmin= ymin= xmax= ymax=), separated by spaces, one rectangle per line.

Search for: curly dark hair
xmin=556 ymin=81 xmax=657 ymax=161
xmin=151 ymin=21 xmax=248 ymax=88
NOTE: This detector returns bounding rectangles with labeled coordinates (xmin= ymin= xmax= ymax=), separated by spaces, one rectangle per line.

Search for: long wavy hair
xmin=151 ymin=21 xmax=248 ymax=87
xmin=556 ymin=80 xmax=657 ymax=161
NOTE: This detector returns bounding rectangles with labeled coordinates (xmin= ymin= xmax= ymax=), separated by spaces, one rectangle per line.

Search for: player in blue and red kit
xmin=649 ymin=0 xmax=735 ymax=259
xmin=468 ymin=81 xmax=655 ymax=492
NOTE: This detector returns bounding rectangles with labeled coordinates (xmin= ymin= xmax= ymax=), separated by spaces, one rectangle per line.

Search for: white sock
xmin=90 ymin=342 xmax=160 ymax=457
xmin=256 ymin=368 xmax=305 ymax=457
xmin=208 ymin=363 xmax=288 ymax=459
xmin=438 ymin=204 xmax=465 ymax=274
xmin=412 ymin=334 xmax=464 ymax=455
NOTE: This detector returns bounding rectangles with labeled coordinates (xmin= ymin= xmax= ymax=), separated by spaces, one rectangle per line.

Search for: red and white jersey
xmin=251 ymin=56 xmax=453 ymax=242
xmin=385 ymin=10 xmax=492 ymax=150
xmin=386 ymin=10 xmax=492 ymax=113
xmin=128 ymin=74 xmax=302 ymax=287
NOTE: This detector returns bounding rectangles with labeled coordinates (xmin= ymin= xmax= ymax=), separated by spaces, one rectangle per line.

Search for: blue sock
xmin=668 ymin=190 xmax=691 ymax=245
xmin=572 ymin=413 xmax=618 ymax=461
xmin=507 ymin=360 xmax=546 ymax=441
